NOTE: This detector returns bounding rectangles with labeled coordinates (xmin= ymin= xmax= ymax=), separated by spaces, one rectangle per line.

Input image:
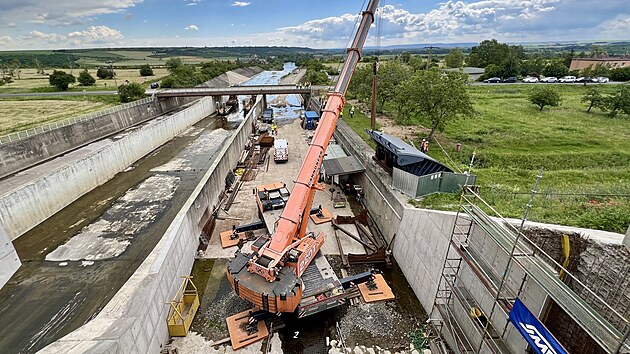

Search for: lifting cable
xmin=431 ymin=135 xmax=463 ymax=173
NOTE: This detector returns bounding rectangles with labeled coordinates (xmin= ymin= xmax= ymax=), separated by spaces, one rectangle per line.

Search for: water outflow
xmin=227 ymin=62 xmax=303 ymax=124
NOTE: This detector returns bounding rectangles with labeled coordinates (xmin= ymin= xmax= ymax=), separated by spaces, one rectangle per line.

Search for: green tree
xmin=480 ymin=64 xmax=502 ymax=80
xmin=96 ymin=67 xmax=115 ymax=79
xmin=604 ymin=85 xmax=630 ymax=117
xmin=467 ymin=39 xmax=512 ymax=68
xmin=77 ymin=69 xmax=96 ymax=86
xmin=542 ymin=61 xmax=569 ymax=78
xmin=528 ymin=87 xmax=562 ymax=111
xmin=348 ymin=65 xmax=372 ymax=100
xmin=581 ymin=89 xmax=606 ymax=113
xmin=48 ymin=70 xmax=76 ymax=90
xmin=408 ymin=56 xmax=427 ymax=71
xmin=395 ymin=69 xmax=474 ymax=139
xmin=610 ymin=67 xmax=630 ymax=82
xmin=165 ymin=57 xmax=183 ymax=73
xmin=444 ymin=49 xmax=465 ymax=68
xmin=401 ymin=52 xmax=411 ymax=64
xmin=521 ymin=55 xmax=545 ymax=76
xmin=118 ymin=82 xmax=145 ymax=103
xmin=376 ymin=60 xmax=412 ymax=112
xmin=591 ymin=63 xmax=611 ymax=78
xmin=139 ymin=65 xmax=154 ymax=76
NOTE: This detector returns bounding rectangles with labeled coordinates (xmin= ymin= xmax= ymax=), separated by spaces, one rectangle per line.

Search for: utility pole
xmin=424 ymin=46 xmax=439 ymax=69
xmin=370 ymin=59 xmax=379 ymax=130
xmin=106 ymin=60 xmax=118 ymax=87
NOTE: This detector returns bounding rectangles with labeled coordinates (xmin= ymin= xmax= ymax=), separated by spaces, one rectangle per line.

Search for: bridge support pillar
xmin=262 ymin=94 xmax=267 ymax=110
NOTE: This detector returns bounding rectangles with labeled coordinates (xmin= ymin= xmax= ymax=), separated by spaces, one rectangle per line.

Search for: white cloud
xmin=0 ymin=0 xmax=143 ymax=27
xmin=231 ymin=2 xmax=251 ymax=7
xmin=19 ymin=25 xmax=123 ymax=48
xmin=67 ymin=25 xmax=123 ymax=42
xmin=185 ymin=0 xmax=201 ymax=5
xmin=185 ymin=25 xmax=199 ymax=30
xmin=0 ymin=36 xmax=14 ymax=45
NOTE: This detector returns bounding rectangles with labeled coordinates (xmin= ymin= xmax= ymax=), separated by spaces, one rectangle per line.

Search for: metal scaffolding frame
xmin=429 ymin=185 xmax=630 ymax=354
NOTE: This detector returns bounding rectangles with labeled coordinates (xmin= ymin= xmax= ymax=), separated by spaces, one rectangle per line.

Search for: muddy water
xmin=0 ymin=114 xmax=225 ymax=354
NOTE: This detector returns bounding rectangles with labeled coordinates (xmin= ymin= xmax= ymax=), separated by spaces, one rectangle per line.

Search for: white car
xmin=559 ymin=76 xmax=576 ymax=83
xmin=594 ymin=77 xmax=610 ymax=83
xmin=523 ymin=76 xmax=539 ymax=83
xmin=541 ymin=77 xmax=558 ymax=83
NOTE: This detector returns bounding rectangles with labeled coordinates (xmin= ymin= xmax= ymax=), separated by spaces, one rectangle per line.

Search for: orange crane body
xmin=227 ymin=0 xmax=380 ymax=313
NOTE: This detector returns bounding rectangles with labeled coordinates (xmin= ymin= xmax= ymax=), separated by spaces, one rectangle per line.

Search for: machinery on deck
xmin=226 ymin=0 xmax=380 ymax=314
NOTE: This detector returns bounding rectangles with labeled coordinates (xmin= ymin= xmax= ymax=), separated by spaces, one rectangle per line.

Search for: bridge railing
xmin=0 ymin=97 xmax=155 ymax=145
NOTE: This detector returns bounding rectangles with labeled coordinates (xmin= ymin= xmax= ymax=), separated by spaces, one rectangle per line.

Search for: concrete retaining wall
xmin=0 ymin=96 xmax=219 ymax=240
xmin=333 ymin=119 xmax=404 ymax=243
xmin=0 ymin=219 xmax=20 ymax=289
xmin=0 ymin=96 xmax=196 ymax=178
xmin=40 ymin=98 xmax=262 ymax=354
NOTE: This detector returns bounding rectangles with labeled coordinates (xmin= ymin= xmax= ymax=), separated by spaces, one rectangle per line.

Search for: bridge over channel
xmin=146 ymin=84 xmax=332 ymax=98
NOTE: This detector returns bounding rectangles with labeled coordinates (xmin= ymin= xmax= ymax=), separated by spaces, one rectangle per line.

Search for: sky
xmin=0 ymin=0 xmax=629 ymax=50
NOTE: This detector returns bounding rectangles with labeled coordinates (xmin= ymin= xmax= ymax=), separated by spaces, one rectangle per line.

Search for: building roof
xmin=444 ymin=67 xmax=485 ymax=75
xmin=322 ymin=156 xmax=365 ymax=176
xmin=366 ymin=130 xmax=453 ymax=176
xmin=324 ymin=144 xmax=347 ymax=160
xmin=366 ymin=130 xmax=440 ymax=166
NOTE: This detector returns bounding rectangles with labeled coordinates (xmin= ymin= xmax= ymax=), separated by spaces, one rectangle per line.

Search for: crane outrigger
xmin=227 ymin=0 xmax=380 ymax=314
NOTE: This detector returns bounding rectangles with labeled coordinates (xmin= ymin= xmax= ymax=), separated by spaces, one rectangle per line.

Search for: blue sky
xmin=0 ymin=0 xmax=629 ymax=50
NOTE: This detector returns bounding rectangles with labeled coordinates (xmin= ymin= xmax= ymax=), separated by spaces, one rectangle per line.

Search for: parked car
xmin=576 ymin=77 xmax=591 ymax=83
xmin=594 ymin=77 xmax=610 ymax=83
xmin=541 ymin=77 xmax=558 ymax=83
xmin=559 ymin=76 xmax=576 ymax=83
xmin=502 ymin=77 xmax=517 ymax=83
xmin=523 ymin=76 xmax=539 ymax=83
xmin=483 ymin=77 xmax=501 ymax=83
xmin=150 ymin=82 xmax=159 ymax=89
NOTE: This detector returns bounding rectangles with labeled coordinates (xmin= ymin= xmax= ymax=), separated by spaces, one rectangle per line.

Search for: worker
xmin=339 ymin=110 xmax=343 ymax=119
xmin=271 ymin=123 xmax=278 ymax=136
xmin=350 ymin=106 xmax=355 ymax=119
xmin=469 ymin=307 xmax=488 ymax=327
xmin=421 ymin=139 xmax=429 ymax=154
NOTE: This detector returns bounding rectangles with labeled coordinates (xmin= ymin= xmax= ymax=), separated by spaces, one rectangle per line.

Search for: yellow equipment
xmin=167 ymin=276 xmax=200 ymax=337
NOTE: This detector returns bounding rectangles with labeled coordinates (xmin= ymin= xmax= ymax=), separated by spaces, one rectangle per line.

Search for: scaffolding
xmin=429 ymin=185 xmax=630 ymax=354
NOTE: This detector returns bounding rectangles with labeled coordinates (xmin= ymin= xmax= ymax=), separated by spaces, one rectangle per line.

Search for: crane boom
xmin=227 ymin=0 xmax=380 ymax=313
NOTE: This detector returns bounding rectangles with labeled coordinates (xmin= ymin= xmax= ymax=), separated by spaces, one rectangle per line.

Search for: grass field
xmin=0 ymin=68 xmax=169 ymax=94
xmin=0 ymin=96 xmax=117 ymax=135
xmin=346 ymin=84 xmax=630 ymax=233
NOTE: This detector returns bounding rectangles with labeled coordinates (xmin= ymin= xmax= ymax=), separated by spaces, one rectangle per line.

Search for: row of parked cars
xmin=483 ymin=76 xmax=610 ymax=84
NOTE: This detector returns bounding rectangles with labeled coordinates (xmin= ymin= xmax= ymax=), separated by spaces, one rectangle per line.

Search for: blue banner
xmin=509 ymin=298 xmax=567 ymax=354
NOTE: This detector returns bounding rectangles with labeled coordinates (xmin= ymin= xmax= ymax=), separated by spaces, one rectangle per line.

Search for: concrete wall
xmin=39 ymin=98 xmax=262 ymax=354
xmin=333 ymin=119 xmax=404 ymax=243
xmin=0 ymin=218 xmax=20 ymax=289
xmin=0 ymin=96 xmax=220 ymax=240
xmin=0 ymin=96 xmax=195 ymax=178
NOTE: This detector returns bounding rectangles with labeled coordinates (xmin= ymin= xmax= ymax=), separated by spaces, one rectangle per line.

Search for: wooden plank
xmin=358 ymin=274 xmax=395 ymax=303
xmin=334 ymin=230 xmax=349 ymax=268
xmin=226 ymin=310 xmax=268 ymax=350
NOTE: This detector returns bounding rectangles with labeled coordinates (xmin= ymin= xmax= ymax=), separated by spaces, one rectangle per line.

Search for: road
xmin=0 ymin=91 xmax=118 ymax=98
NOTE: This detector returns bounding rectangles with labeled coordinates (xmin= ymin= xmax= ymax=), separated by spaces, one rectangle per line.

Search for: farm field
xmin=346 ymin=84 xmax=630 ymax=233
xmin=0 ymin=97 xmax=117 ymax=136
xmin=0 ymin=68 xmax=169 ymax=94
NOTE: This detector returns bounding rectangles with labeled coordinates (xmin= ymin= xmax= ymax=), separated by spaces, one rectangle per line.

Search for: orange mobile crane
xmin=227 ymin=0 xmax=380 ymax=314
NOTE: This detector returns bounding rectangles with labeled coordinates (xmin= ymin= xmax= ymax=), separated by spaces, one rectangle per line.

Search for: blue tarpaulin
xmin=509 ymin=299 xmax=567 ymax=354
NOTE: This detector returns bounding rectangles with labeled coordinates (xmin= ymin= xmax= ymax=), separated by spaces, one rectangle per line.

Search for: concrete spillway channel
xmin=0 ymin=105 xmax=231 ymax=353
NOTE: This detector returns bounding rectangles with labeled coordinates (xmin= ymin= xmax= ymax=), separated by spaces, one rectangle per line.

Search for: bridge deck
xmin=149 ymin=85 xmax=332 ymax=98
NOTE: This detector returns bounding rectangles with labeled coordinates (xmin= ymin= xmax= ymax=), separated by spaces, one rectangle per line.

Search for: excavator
xmin=226 ymin=0 xmax=380 ymax=315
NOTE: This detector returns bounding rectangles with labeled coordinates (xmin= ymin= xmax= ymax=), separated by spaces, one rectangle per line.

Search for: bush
xmin=118 ymin=82 xmax=145 ymax=103
xmin=528 ymin=87 xmax=562 ymax=111
xmin=77 ymin=69 xmax=96 ymax=86
xmin=610 ymin=67 xmax=630 ymax=82
xmin=139 ymin=65 xmax=154 ymax=77
xmin=96 ymin=67 xmax=115 ymax=79
xmin=49 ymin=70 xmax=76 ymax=90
